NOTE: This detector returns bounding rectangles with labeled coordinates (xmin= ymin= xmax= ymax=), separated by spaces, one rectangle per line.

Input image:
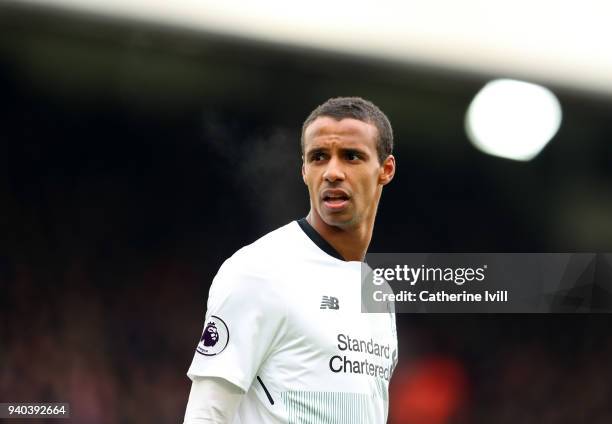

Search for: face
xmin=202 ymin=325 xmax=218 ymax=346
xmin=207 ymin=326 xmax=218 ymax=341
xmin=302 ymin=117 xmax=395 ymax=230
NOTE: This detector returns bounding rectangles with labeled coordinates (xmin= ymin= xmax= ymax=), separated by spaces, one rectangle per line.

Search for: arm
xmin=185 ymin=256 xmax=287 ymax=421
xmin=183 ymin=376 xmax=245 ymax=424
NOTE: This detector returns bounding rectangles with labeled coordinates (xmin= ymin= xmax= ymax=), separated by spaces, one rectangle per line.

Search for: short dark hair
xmin=301 ymin=97 xmax=393 ymax=163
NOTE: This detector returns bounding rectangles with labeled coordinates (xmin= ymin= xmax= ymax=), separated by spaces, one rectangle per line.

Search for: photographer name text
xmin=373 ymin=290 xmax=508 ymax=303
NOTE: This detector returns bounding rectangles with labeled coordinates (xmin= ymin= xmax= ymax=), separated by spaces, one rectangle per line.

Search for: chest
xmin=281 ymin=262 xmax=396 ymax=364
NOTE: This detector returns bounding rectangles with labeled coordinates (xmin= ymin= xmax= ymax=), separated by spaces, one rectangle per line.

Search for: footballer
xmin=184 ymin=97 xmax=398 ymax=423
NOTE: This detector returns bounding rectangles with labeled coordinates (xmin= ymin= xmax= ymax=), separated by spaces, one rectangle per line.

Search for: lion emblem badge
xmin=196 ymin=315 xmax=229 ymax=356
xmin=202 ymin=322 xmax=219 ymax=346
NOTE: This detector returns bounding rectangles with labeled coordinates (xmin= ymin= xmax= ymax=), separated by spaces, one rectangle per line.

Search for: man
xmin=184 ymin=97 xmax=398 ymax=423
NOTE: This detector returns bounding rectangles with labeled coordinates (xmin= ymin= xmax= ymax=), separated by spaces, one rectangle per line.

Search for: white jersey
xmin=187 ymin=220 xmax=398 ymax=423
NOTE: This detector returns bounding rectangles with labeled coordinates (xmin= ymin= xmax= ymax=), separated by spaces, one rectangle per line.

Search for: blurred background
xmin=2 ymin=1 xmax=612 ymax=423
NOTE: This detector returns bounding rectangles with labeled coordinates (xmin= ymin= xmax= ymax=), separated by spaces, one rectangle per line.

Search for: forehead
xmin=303 ymin=117 xmax=378 ymax=151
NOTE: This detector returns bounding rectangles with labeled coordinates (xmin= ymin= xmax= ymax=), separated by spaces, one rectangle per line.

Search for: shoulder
xmin=222 ymin=221 xmax=303 ymax=271
xmin=209 ymin=221 xmax=303 ymax=298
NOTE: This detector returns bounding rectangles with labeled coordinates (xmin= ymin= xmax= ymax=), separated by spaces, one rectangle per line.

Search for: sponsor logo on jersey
xmin=320 ymin=296 xmax=339 ymax=310
xmin=197 ymin=315 xmax=229 ymax=356
xmin=329 ymin=333 xmax=394 ymax=381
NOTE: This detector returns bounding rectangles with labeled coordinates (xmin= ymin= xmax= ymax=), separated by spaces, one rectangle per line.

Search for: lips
xmin=321 ymin=189 xmax=350 ymax=211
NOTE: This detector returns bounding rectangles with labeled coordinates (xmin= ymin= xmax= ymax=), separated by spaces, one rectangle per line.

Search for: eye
xmin=309 ymin=151 xmax=327 ymax=162
xmin=345 ymin=151 xmax=362 ymax=161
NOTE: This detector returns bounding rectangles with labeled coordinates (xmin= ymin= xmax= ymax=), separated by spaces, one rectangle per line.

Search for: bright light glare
xmin=465 ymin=79 xmax=562 ymax=161
xmin=18 ymin=0 xmax=612 ymax=96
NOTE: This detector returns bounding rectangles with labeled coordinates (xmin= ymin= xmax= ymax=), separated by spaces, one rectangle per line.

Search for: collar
xmin=296 ymin=217 xmax=346 ymax=262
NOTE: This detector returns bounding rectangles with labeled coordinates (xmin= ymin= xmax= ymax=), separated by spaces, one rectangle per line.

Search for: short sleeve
xmin=187 ymin=257 xmax=287 ymax=392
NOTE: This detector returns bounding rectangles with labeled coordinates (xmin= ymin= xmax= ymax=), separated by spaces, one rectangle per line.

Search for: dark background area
xmin=1 ymin=3 xmax=612 ymax=423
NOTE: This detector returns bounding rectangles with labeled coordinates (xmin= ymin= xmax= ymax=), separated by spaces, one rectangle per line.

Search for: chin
xmin=321 ymin=213 xmax=356 ymax=229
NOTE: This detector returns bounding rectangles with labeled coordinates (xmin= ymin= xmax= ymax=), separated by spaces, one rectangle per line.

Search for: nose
xmin=322 ymin=156 xmax=345 ymax=182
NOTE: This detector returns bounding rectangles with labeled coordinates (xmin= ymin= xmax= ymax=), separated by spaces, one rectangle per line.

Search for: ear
xmin=378 ymin=154 xmax=396 ymax=186
xmin=301 ymin=158 xmax=307 ymax=184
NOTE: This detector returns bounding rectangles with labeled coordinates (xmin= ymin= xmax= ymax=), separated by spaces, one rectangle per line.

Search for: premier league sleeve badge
xmin=196 ymin=315 xmax=229 ymax=356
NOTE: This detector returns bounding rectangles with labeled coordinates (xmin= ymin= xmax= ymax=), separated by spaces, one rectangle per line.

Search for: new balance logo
xmin=320 ymin=296 xmax=339 ymax=310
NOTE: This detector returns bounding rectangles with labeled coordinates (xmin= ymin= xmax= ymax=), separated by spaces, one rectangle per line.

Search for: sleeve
xmin=187 ymin=257 xmax=287 ymax=392
xmin=183 ymin=376 xmax=244 ymax=424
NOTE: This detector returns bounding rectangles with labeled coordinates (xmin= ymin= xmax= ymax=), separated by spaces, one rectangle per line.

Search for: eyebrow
xmin=305 ymin=146 xmax=326 ymax=153
xmin=305 ymin=146 xmax=369 ymax=157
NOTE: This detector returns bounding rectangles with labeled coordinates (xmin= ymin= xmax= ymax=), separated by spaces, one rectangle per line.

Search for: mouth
xmin=321 ymin=190 xmax=351 ymax=211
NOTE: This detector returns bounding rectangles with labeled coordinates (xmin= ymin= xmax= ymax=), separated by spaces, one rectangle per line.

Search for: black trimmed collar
xmin=296 ymin=218 xmax=345 ymax=261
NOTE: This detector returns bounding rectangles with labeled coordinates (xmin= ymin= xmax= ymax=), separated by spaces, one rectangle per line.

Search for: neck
xmin=306 ymin=211 xmax=375 ymax=262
